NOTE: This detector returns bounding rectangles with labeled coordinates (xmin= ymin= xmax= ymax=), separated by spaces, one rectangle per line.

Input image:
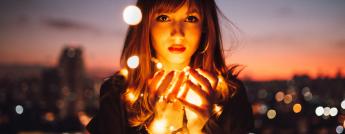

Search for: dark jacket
xmin=86 ymin=73 xmax=254 ymax=134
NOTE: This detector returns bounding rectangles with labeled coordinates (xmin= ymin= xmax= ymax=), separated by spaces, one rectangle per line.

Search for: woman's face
xmin=150 ymin=3 xmax=202 ymax=69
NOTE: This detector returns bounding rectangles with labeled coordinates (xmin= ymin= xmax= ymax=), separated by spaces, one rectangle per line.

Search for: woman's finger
xmin=149 ymin=70 xmax=165 ymax=92
xmin=156 ymin=71 xmax=175 ymax=96
xmin=167 ymin=72 xmax=185 ymax=101
xmin=195 ymin=68 xmax=218 ymax=89
xmin=177 ymin=98 xmax=208 ymax=118
xmin=189 ymin=69 xmax=212 ymax=94
xmin=186 ymin=80 xmax=209 ymax=102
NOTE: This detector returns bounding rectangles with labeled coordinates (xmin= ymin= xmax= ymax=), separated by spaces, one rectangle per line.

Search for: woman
xmin=87 ymin=0 xmax=254 ymax=133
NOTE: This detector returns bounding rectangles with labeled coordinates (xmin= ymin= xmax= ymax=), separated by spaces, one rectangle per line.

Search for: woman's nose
xmin=170 ymin=21 xmax=185 ymax=37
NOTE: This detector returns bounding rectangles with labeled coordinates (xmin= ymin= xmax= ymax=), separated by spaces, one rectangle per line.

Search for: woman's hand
xmin=177 ymin=68 xmax=219 ymax=129
xmin=147 ymin=70 xmax=186 ymax=109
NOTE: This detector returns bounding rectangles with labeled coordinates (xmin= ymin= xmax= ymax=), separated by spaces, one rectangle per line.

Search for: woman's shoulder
xmin=99 ymin=72 xmax=127 ymax=98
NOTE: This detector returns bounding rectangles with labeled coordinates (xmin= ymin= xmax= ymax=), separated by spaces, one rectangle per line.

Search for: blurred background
xmin=0 ymin=0 xmax=345 ymax=133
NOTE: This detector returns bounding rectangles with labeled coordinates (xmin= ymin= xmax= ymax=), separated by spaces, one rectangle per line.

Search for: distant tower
xmin=58 ymin=46 xmax=87 ymax=118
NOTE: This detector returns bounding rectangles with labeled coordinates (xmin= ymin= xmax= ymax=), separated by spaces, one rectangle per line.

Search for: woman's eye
xmin=185 ymin=15 xmax=199 ymax=23
xmin=156 ymin=15 xmax=170 ymax=22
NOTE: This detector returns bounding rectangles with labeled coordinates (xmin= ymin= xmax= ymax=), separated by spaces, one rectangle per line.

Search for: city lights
xmin=127 ymin=55 xmax=139 ymax=69
xmin=293 ymin=103 xmax=302 ymax=113
xmin=341 ymin=100 xmax=345 ymax=110
xmin=323 ymin=107 xmax=331 ymax=116
xmin=275 ymin=91 xmax=285 ymax=102
xmin=315 ymin=106 xmax=324 ymax=116
xmin=284 ymin=94 xmax=293 ymax=104
xmin=15 ymin=105 xmax=24 ymax=115
xmin=123 ymin=5 xmax=142 ymax=25
xmin=336 ymin=125 xmax=344 ymax=134
xmin=329 ymin=107 xmax=338 ymax=117
xmin=267 ymin=109 xmax=277 ymax=119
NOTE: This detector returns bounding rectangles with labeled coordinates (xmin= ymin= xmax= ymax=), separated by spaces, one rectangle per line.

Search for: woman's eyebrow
xmin=187 ymin=7 xmax=200 ymax=14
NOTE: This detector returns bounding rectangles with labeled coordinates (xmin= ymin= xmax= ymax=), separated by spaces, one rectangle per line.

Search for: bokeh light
xmin=119 ymin=68 xmax=128 ymax=78
xmin=267 ymin=109 xmax=277 ymax=119
xmin=330 ymin=107 xmax=338 ymax=117
xmin=323 ymin=107 xmax=331 ymax=116
xmin=315 ymin=106 xmax=324 ymax=116
xmin=127 ymin=55 xmax=139 ymax=69
xmin=151 ymin=118 xmax=167 ymax=133
xmin=293 ymin=103 xmax=302 ymax=113
xmin=156 ymin=62 xmax=163 ymax=69
xmin=123 ymin=5 xmax=142 ymax=25
xmin=44 ymin=112 xmax=55 ymax=122
xmin=275 ymin=91 xmax=285 ymax=102
xmin=15 ymin=105 xmax=24 ymax=115
xmin=259 ymin=104 xmax=268 ymax=115
xmin=258 ymin=90 xmax=268 ymax=99
xmin=336 ymin=125 xmax=344 ymax=134
xmin=284 ymin=94 xmax=293 ymax=104
xmin=341 ymin=100 xmax=345 ymax=110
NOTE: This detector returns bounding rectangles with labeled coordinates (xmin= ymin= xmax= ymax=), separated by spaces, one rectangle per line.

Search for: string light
xmin=123 ymin=5 xmax=142 ymax=25
xmin=213 ymin=104 xmax=223 ymax=117
xmin=150 ymin=118 xmax=167 ymax=133
xmin=127 ymin=55 xmax=139 ymax=69
xmin=156 ymin=62 xmax=163 ymax=69
xmin=119 ymin=68 xmax=128 ymax=78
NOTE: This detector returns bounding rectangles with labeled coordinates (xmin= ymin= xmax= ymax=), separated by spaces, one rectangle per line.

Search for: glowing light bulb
xmin=151 ymin=119 xmax=167 ymax=133
xmin=127 ymin=55 xmax=139 ymax=69
xmin=156 ymin=62 xmax=163 ymax=69
xmin=119 ymin=68 xmax=128 ymax=78
xmin=213 ymin=104 xmax=223 ymax=117
xmin=125 ymin=89 xmax=137 ymax=104
xmin=123 ymin=5 xmax=142 ymax=25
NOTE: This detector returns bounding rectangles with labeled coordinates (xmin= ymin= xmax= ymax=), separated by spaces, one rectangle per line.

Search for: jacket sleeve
xmin=203 ymin=79 xmax=254 ymax=134
xmin=86 ymin=74 xmax=130 ymax=134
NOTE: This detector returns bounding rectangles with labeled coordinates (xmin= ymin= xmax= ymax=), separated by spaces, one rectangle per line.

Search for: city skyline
xmin=1 ymin=0 xmax=345 ymax=80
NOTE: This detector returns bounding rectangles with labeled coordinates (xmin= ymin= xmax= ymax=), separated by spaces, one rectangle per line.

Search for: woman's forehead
xmin=153 ymin=0 xmax=201 ymax=14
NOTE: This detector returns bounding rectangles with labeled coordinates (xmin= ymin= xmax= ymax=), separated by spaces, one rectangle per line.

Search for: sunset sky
xmin=1 ymin=0 xmax=344 ymax=80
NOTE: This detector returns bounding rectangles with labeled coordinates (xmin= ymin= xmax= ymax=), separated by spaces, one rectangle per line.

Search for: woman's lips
xmin=168 ymin=46 xmax=186 ymax=53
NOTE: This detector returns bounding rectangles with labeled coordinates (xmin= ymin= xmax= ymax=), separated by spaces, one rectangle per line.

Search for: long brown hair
xmin=119 ymin=0 xmax=240 ymax=127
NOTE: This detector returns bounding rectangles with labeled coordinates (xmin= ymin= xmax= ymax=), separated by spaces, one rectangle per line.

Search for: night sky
xmin=1 ymin=0 xmax=344 ymax=80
